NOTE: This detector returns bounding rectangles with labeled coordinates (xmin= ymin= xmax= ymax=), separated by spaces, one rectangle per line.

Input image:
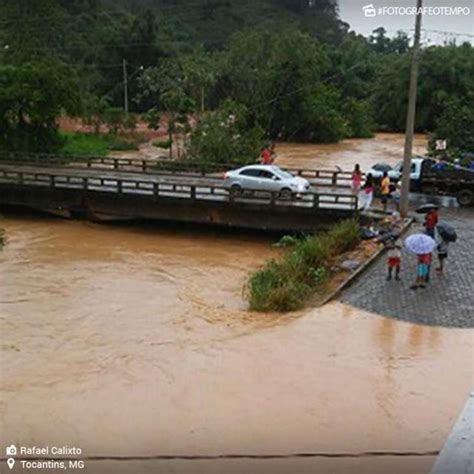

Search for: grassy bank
xmin=60 ymin=132 xmax=140 ymax=156
xmin=247 ymin=219 xmax=360 ymax=312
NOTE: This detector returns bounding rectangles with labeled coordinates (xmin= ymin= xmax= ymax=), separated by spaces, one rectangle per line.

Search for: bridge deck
xmin=0 ymin=159 xmax=360 ymax=231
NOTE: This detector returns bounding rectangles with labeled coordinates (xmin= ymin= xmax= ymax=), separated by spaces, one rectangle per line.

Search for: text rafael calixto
xmin=19 ymin=446 xmax=82 ymax=455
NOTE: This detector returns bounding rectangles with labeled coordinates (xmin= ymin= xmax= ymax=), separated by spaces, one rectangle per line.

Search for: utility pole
xmin=400 ymin=0 xmax=423 ymax=217
xmin=122 ymin=59 xmax=129 ymax=114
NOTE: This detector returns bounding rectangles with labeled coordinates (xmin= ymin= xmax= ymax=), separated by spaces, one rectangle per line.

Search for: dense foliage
xmin=428 ymin=94 xmax=474 ymax=159
xmin=187 ymin=101 xmax=264 ymax=166
xmin=0 ymin=60 xmax=80 ymax=151
xmin=0 ymin=0 xmax=473 ymax=157
xmin=247 ymin=219 xmax=360 ymax=312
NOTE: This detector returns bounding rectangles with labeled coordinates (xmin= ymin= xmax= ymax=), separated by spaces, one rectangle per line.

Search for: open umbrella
xmin=437 ymin=222 xmax=457 ymax=242
xmin=405 ymin=233 xmax=436 ymax=254
xmin=416 ymin=203 xmax=439 ymax=214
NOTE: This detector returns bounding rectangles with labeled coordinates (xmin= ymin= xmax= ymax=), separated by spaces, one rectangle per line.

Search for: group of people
xmin=382 ymin=207 xmax=451 ymax=290
xmin=411 ymin=207 xmax=451 ymax=290
xmin=351 ymin=164 xmax=400 ymax=212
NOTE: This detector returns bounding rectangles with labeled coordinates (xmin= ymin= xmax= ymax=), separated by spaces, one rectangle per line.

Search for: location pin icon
xmin=7 ymin=458 xmax=15 ymax=470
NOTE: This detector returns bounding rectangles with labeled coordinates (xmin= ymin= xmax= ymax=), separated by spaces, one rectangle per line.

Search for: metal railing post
xmin=313 ymin=193 xmax=319 ymax=209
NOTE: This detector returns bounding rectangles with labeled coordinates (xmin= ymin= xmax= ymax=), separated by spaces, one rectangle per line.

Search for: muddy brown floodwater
xmin=275 ymin=132 xmax=428 ymax=171
xmin=1 ymin=134 xmax=473 ymax=474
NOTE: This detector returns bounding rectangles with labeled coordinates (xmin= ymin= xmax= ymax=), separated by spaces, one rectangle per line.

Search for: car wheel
xmin=279 ymin=188 xmax=292 ymax=200
xmin=230 ymin=184 xmax=243 ymax=197
xmin=457 ymin=188 xmax=473 ymax=207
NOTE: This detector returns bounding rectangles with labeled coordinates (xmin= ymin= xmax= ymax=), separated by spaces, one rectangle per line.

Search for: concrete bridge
xmin=0 ymin=156 xmax=360 ymax=232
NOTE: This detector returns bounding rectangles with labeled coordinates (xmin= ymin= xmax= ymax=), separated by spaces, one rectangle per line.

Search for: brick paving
xmin=341 ymin=207 xmax=474 ymax=328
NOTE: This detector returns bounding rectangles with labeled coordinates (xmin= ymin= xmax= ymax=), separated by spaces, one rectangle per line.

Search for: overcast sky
xmin=338 ymin=0 xmax=474 ymax=44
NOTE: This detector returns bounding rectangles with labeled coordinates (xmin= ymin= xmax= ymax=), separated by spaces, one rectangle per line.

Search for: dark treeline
xmin=0 ymin=0 xmax=473 ymax=160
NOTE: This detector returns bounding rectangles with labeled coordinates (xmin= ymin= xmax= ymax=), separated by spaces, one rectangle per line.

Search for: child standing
xmin=392 ymin=182 xmax=401 ymax=212
xmin=386 ymin=240 xmax=401 ymax=281
xmin=411 ymin=253 xmax=431 ymax=290
xmin=436 ymin=236 xmax=449 ymax=275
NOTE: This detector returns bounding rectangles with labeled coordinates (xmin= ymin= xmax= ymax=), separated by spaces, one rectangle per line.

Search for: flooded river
xmin=1 ymin=134 xmax=473 ymax=474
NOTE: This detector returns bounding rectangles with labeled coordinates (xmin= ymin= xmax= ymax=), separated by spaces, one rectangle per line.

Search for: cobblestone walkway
xmin=341 ymin=207 xmax=474 ymax=328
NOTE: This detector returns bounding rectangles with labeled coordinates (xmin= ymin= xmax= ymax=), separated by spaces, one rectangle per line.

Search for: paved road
xmin=341 ymin=206 xmax=474 ymax=328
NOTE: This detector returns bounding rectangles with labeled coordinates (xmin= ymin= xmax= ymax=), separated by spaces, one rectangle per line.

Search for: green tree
xmin=188 ymin=100 xmax=264 ymax=166
xmin=372 ymin=42 xmax=474 ymax=132
xmin=369 ymin=28 xmax=409 ymax=55
xmin=343 ymin=98 xmax=376 ymax=139
xmin=138 ymin=60 xmax=195 ymax=157
xmin=219 ymin=27 xmax=342 ymax=141
xmin=0 ymin=0 xmax=66 ymax=63
xmin=0 ymin=60 xmax=80 ymax=152
xmin=429 ymin=94 xmax=474 ymax=159
xmin=181 ymin=48 xmax=217 ymax=112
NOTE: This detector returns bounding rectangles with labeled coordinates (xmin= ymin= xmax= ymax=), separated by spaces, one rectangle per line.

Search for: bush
xmin=60 ymin=132 xmax=111 ymax=156
xmin=247 ymin=219 xmax=360 ymax=312
xmin=60 ymin=132 xmax=139 ymax=156
xmin=153 ymin=139 xmax=172 ymax=149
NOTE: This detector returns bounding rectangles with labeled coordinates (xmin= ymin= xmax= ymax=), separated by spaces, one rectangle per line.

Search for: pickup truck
xmin=367 ymin=157 xmax=474 ymax=206
xmin=399 ymin=157 xmax=474 ymax=206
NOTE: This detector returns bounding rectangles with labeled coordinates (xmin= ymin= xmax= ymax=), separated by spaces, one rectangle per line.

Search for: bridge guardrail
xmin=0 ymin=168 xmax=359 ymax=212
xmin=0 ymin=153 xmax=354 ymax=188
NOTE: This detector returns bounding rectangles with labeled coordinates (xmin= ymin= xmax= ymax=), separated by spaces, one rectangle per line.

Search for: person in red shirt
xmin=260 ymin=142 xmax=276 ymax=165
xmin=260 ymin=146 xmax=272 ymax=165
xmin=424 ymin=208 xmax=439 ymax=238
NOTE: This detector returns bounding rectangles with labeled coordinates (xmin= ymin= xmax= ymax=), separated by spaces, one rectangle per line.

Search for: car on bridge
xmin=224 ymin=165 xmax=311 ymax=199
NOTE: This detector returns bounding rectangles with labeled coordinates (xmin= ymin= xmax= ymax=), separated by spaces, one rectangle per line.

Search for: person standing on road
xmin=411 ymin=253 xmax=431 ymax=290
xmin=351 ymin=164 xmax=362 ymax=195
xmin=386 ymin=239 xmax=402 ymax=281
xmin=392 ymin=182 xmax=401 ymax=212
xmin=362 ymin=174 xmax=374 ymax=211
xmin=424 ymin=208 xmax=439 ymax=239
xmin=380 ymin=171 xmax=391 ymax=213
xmin=436 ymin=235 xmax=449 ymax=275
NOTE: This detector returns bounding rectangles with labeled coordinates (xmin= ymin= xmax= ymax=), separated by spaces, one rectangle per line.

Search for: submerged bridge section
xmin=0 ymin=156 xmax=359 ymax=232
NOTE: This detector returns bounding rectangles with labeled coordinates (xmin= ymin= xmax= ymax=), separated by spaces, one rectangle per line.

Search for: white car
xmin=224 ymin=165 xmax=310 ymax=199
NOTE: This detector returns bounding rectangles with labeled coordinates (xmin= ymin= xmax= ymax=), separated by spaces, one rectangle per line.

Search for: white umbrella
xmin=405 ymin=233 xmax=436 ymax=254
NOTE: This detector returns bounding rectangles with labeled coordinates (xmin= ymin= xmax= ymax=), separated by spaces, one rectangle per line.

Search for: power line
xmin=421 ymin=28 xmax=474 ymax=39
xmin=245 ymin=59 xmax=372 ymax=114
